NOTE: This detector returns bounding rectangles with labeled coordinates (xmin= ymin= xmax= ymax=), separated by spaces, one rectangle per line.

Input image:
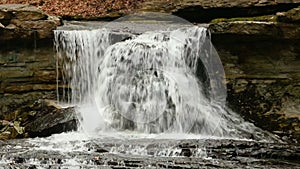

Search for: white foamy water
xmin=54 ymin=24 xmax=274 ymax=141
xmin=29 ymin=132 xmax=90 ymax=152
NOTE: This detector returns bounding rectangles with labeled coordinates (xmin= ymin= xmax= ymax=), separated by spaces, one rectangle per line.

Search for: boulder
xmin=25 ymin=100 xmax=77 ymax=137
xmin=0 ymin=99 xmax=77 ymax=140
xmin=0 ymin=4 xmax=47 ymax=21
xmin=0 ymin=4 xmax=61 ymax=42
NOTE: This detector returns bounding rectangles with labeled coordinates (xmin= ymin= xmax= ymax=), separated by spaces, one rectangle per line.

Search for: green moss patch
xmin=210 ymin=15 xmax=278 ymax=23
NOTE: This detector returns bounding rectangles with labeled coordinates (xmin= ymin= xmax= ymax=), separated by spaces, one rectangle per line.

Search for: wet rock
xmin=14 ymin=157 xmax=25 ymax=164
xmin=212 ymin=36 xmax=300 ymax=143
xmin=24 ymin=99 xmax=77 ymax=137
xmin=0 ymin=137 xmax=298 ymax=168
xmin=95 ymin=148 xmax=109 ymax=153
xmin=0 ymin=99 xmax=77 ymax=139
xmin=180 ymin=148 xmax=192 ymax=157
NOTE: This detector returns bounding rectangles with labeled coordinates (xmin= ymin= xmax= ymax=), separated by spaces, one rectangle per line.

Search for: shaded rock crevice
xmin=139 ymin=0 xmax=300 ymax=23
xmin=227 ymin=80 xmax=300 ymax=143
xmin=174 ymin=4 xmax=300 ymax=23
xmin=213 ymin=37 xmax=300 ymax=143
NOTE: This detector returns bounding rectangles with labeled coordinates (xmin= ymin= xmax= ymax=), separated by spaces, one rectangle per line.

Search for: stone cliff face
xmin=212 ymin=33 xmax=300 ymax=143
xmin=139 ymin=0 xmax=300 ymax=22
xmin=206 ymin=6 xmax=300 ymax=143
xmin=0 ymin=3 xmax=299 ymax=142
xmin=0 ymin=4 xmax=74 ymax=139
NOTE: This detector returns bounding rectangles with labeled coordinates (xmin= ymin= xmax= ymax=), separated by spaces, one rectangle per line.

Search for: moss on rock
xmin=210 ymin=15 xmax=278 ymax=23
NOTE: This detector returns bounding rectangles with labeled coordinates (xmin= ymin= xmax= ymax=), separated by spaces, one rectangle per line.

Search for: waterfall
xmin=54 ymin=25 xmax=271 ymax=140
xmin=54 ymin=29 xmax=111 ymax=103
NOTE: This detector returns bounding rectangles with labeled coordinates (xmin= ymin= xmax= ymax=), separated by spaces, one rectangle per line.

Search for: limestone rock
xmin=34 ymin=71 xmax=57 ymax=82
xmin=3 ymin=84 xmax=58 ymax=93
xmin=0 ymin=10 xmax=11 ymax=20
xmin=213 ymin=34 xmax=300 ymax=143
xmin=209 ymin=21 xmax=300 ymax=39
xmin=5 ymin=23 xmax=16 ymax=29
xmin=0 ymin=4 xmax=61 ymax=42
xmin=0 ymin=99 xmax=77 ymax=139
xmin=0 ymin=47 xmax=60 ymax=122
xmin=277 ymin=6 xmax=300 ymax=22
xmin=25 ymin=100 xmax=77 ymax=137
xmin=140 ymin=0 xmax=280 ymax=12
xmin=0 ymin=120 xmax=25 ymax=139
xmin=139 ymin=0 xmax=300 ymax=22
xmin=210 ymin=21 xmax=278 ymax=36
xmin=0 ymin=4 xmax=47 ymax=21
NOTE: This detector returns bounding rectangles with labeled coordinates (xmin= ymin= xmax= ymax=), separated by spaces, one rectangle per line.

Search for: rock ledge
xmin=0 ymin=4 xmax=61 ymax=42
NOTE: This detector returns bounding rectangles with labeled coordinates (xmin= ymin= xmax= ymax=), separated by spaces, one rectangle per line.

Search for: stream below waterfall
xmin=0 ymin=132 xmax=299 ymax=168
xmin=1 ymin=13 xmax=300 ymax=168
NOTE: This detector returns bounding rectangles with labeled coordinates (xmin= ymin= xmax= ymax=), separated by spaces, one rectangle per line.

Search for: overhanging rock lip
xmin=56 ymin=20 xmax=210 ymax=35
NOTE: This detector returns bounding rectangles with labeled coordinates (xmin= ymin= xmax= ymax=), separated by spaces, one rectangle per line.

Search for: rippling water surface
xmin=0 ymin=132 xmax=299 ymax=168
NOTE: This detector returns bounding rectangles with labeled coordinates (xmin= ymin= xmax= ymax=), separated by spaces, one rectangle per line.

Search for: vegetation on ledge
xmin=210 ymin=15 xmax=278 ymax=24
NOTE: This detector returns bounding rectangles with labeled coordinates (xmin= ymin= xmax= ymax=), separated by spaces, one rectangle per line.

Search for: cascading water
xmin=54 ymin=24 xmax=269 ymax=140
xmin=94 ymin=27 xmax=223 ymax=134
xmin=3 ymin=15 xmax=299 ymax=169
xmin=54 ymin=29 xmax=111 ymax=103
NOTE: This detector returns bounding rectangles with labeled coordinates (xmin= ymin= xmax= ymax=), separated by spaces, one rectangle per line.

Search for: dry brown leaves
xmin=1 ymin=0 xmax=144 ymax=18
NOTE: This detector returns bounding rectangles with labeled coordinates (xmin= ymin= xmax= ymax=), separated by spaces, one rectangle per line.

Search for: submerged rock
xmin=0 ymin=137 xmax=299 ymax=168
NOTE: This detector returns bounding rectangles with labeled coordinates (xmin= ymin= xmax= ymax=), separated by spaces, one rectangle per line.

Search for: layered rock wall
xmin=0 ymin=4 xmax=61 ymax=42
xmin=0 ymin=3 xmax=299 ymax=142
xmin=140 ymin=0 xmax=300 ymax=22
xmin=0 ymin=4 xmax=60 ymax=114
xmin=212 ymin=35 xmax=300 ymax=142
xmin=0 ymin=4 xmax=68 ymax=139
xmin=207 ymin=6 xmax=300 ymax=143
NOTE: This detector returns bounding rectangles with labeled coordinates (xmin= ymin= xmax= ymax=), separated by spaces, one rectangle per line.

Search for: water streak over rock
xmin=54 ymin=22 xmax=277 ymax=141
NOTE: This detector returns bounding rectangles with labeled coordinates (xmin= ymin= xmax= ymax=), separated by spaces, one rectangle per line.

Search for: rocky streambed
xmin=0 ymin=133 xmax=299 ymax=168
